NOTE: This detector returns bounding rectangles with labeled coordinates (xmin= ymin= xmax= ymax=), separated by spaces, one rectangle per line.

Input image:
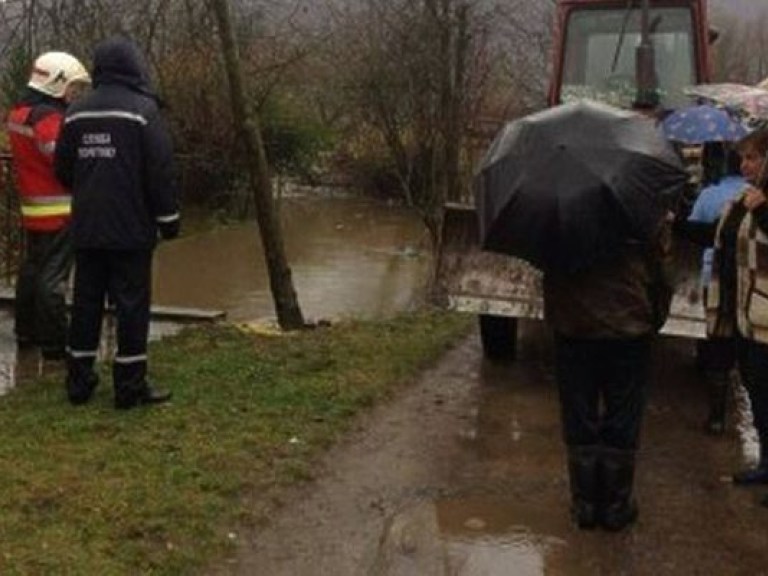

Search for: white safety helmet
xmin=27 ymin=51 xmax=90 ymax=99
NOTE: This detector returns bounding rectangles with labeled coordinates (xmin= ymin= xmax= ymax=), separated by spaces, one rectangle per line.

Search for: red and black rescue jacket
xmin=7 ymin=94 xmax=70 ymax=232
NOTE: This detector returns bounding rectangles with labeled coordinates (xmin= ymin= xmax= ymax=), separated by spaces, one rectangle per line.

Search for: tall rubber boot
xmin=113 ymin=360 xmax=171 ymax=410
xmin=567 ymin=445 xmax=601 ymax=529
xmin=601 ymin=448 xmax=638 ymax=531
xmin=733 ymin=440 xmax=768 ymax=485
xmin=65 ymin=355 xmax=99 ymax=406
xmin=705 ymin=370 xmax=729 ymax=436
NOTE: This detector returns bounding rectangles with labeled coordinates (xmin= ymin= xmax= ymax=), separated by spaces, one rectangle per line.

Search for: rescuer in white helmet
xmin=6 ymin=51 xmax=90 ymax=360
xmin=27 ymin=51 xmax=90 ymax=101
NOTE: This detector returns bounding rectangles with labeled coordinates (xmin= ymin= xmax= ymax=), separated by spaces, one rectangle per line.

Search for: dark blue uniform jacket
xmin=54 ymin=38 xmax=179 ymax=250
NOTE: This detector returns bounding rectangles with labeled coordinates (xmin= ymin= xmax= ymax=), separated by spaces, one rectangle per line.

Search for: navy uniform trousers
xmin=67 ymin=248 xmax=153 ymax=397
xmin=555 ymin=335 xmax=652 ymax=450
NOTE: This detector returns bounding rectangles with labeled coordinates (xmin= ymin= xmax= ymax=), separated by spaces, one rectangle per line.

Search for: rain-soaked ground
xmin=0 ymin=194 xmax=429 ymax=393
xmin=3 ymin=194 xmax=768 ymax=573
xmin=212 ymin=322 xmax=768 ymax=576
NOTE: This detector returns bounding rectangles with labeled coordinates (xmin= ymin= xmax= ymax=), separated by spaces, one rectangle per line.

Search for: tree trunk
xmin=207 ymin=0 xmax=305 ymax=330
xmin=447 ymin=2 xmax=469 ymax=204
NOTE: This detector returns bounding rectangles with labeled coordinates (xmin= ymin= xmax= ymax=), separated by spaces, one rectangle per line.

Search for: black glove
xmin=158 ymin=219 xmax=180 ymax=240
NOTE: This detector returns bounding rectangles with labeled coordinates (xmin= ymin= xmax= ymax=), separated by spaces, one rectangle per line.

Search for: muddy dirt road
xmin=213 ymin=322 xmax=768 ymax=576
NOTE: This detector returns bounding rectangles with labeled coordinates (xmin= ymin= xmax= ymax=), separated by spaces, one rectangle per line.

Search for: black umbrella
xmin=477 ymin=100 xmax=687 ymax=273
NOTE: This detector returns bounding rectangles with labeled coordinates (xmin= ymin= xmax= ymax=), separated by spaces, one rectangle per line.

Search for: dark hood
xmin=92 ymin=37 xmax=162 ymax=105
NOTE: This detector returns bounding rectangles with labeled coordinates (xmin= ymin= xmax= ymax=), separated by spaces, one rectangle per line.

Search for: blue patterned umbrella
xmin=662 ymin=104 xmax=748 ymax=144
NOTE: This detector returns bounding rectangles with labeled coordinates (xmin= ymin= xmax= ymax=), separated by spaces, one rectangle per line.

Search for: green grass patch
xmin=0 ymin=311 xmax=471 ymax=574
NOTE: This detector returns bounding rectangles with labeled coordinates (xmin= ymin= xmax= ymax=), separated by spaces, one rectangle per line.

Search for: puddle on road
xmin=375 ymin=497 xmax=615 ymax=576
xmin=372 ymin=322 xmax=767 ymax=576
xmin=434 ymin=498 xmax=569 ymax=576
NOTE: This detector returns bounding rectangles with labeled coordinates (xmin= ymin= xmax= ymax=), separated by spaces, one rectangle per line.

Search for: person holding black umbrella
xmin=541 ymin=103 xmax=679 ymax=532
xmin=543 ymin=210 xmax=674 ymax=531
xmin=476 ymin=101 xmax=687 ymax=531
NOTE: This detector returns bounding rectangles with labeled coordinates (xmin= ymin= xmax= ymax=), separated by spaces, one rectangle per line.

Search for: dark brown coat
xmin=543 ymin=222 xmax=673 ymax=339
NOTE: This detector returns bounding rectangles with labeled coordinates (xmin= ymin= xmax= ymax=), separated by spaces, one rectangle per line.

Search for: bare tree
xmin=330 ymin=0 xmax=482 ymax=246
xmin=322 ymin=0 xmax=553 ymax=248
xmin=709 ymin=6 xmax=768 ymax=84
xmin=207 ymin=0 xmax=305 ymax=330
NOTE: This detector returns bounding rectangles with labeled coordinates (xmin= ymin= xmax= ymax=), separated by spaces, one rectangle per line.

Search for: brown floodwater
xmin=152 ymin=195 xmax=430 ymax=322
xmin=0 ymin=194 xmax=431 ymax=393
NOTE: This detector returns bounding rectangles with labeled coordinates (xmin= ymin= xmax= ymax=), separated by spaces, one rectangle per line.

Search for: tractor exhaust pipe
xmin=634 ymin=0 xmax=659 ymax=109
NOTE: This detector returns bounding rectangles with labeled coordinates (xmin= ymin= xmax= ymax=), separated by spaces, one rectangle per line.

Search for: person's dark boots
xmin=567 ymin=445 xmax=601 ymax=529
xmin=114 ymin=384 xmax=172 ymax=410
xmin=66 ymin=357 xmax=99 ymax=406
xmin=705 ymin=371 xmax=729 ymax=436
xmin=733 ymin=442 xmax=768 ymax=485
xmin=601 ymin=448 xmax=638 ymax=531
xmin=113 ymin=359 xmax=171 ymax=410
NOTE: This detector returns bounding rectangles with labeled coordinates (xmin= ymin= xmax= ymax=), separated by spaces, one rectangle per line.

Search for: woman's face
xmin=740 ymin=145 xmax=765 ymax=185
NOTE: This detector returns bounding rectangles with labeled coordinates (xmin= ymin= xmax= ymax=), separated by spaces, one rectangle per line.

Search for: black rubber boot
xmin=733 ymin=442 xmax=768 ymax=486
xmin=66 ymin=356 xmax=99 ymax=406
xmin=601 ymin=448 xmax=638 ymax=531
xmin=567 ymin=445 xmax=601 ymax=529
xmin=114 ymin=383 xmax=172 ymax=410
xmin=705 ymin=370 xmax=729 ymax=436
xmin=113 ymin=361 xmax=171 ymax=410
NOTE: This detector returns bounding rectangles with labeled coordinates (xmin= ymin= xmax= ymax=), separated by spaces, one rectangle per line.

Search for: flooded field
xmin=153 ymin=195 xmax=431 ymax=322
xmin=0 ymin=194 xmax=431 ymax=393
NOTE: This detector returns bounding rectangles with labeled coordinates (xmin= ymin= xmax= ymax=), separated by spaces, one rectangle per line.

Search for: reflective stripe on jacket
xmin=54 ymin=38 xmax=179 ymax=250
xmin=7 ymin=103 xmax=70 ymax=232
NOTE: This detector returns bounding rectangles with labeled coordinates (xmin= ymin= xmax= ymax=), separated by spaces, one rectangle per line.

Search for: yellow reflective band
xmin=20 ymin=204 xmax=71 ymax=217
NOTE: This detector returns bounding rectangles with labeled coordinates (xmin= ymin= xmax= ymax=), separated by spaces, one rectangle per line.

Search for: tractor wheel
xmin=478 ymin=315 xmax=518 ymax=362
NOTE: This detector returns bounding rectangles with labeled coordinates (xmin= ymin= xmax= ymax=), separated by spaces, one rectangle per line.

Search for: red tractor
xmin=434 ymin=0 xmax=715 ymax=360
xmin=551 ymin=0 xmax=711 ymax=107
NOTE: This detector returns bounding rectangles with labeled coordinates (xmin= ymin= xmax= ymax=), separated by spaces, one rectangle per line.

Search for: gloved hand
xmin=158 ymin=219 xmax=180 ymax=240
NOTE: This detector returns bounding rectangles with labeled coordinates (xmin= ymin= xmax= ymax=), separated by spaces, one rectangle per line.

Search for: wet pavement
xmin=216 ymin=322 xmax=768 ymax=576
